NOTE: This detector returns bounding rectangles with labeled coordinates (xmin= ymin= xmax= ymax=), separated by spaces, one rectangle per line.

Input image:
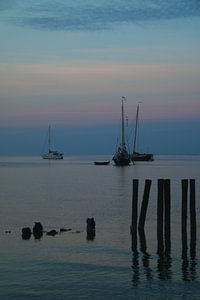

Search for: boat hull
xmin=42 ymin=152 xmax=63 ymax=160
xmin=113 ymin=157 xmax=130 ymax=166
xmin=94 ymin=161 xmax=110 ymax=165
xmin=130 ymin=152 xmax=154 ymax=162
xmin=113 ymin=148 xmax=130 ymax=166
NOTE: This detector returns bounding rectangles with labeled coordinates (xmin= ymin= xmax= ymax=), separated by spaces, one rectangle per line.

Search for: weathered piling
xmin=33 ymin=222 xmax=43 ymax=239
xmin=131 ymin=179 xmax=139 ymax=251
xmin=86 ymin=217 xmax=96 ymax=241
xmin=164 ymin=179 xmax=171 ymax=254
xmin=190 ymin=179 xmax=196 ymax=258
xmin=157 ymin=179 xmax=164 ymax=254
xmin=131 ymin=177 xmax=197 ymax=257
xmin=138 ymin=179 xmax=152 ymax=231
xmin=138 ymin=228 xmax=147 ymax=254
xmin=181 ymin=179 xmax=188 ymax=255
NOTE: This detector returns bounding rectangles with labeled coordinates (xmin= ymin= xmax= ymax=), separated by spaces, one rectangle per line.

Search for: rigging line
xmin=127 ymin=119 xmax=135 ymax=152
xmin=115 ymin=137 xmax=119 ymax=151
xmin=115 ymin=114 xmax=121 ymax=149
xmin=125 ymin=116 xmax=131 ymax=154
xmin=133 ymin=102 xmax=142 ymax=153
xmin=126 ymin=132 xmax=131 ymax=154
xmin=41 ymin=128 xmax=49 ymax=154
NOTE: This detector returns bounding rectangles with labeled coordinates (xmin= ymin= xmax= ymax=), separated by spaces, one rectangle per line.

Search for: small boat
xmin=94 ymin=161 xmax=110 ymax=165
xmin=113 ymin=97 xmax=130 ymax=166
xmin=130 ymin=103 xmax=154 ymax=162
xmin=41 ymin=126 xmax=63 ymax=160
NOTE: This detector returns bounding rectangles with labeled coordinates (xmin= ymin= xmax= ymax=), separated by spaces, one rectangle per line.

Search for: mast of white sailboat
xmin=121 ymin=96 xmax=126 ymax=149
xmin=133 ymin=103 xmax=139 ymax=154
xmin=48 ymin=125 xmax=51 ymax=153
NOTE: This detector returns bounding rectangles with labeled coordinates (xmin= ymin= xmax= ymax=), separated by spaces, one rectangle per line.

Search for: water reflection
xmin=143 ymin=252 xmax=153 ymax=281
xmin=157 ymin=253 xmax=172 ymax=280
xmin=131 ymin=229 xmax=197 ymax=285
xmin=132 ymin=229 xmax=153 ymax=285
xmin=132 ymin=250 xmax=140 ymax=286
xmin=139 ymin=229 xmax=153 ymax=281
xmin=86 ymin=231 xmax=95 ymax=241
xmin=182 ymin=247 xmax=197 ymax=282
xmin=190 ymin=231 xmax=196 ymax=260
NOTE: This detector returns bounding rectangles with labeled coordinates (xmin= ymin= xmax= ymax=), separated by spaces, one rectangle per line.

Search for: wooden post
xmin=138 ymin=228 xmax=147 ymax=253
xmin=181 ymin=179 xmax=188 ymax=255
xmin=138 ymin=179 xmax=152 ymax=231
xmin=131 ymin=179 xmax=139 ymax=252
xmin=190 ymin=179 xmax=196 ymax=259
xmin=164 ymin=179 xmax=171 ymax=254
xmin=157 ymin=179 xmax=164 ymax=254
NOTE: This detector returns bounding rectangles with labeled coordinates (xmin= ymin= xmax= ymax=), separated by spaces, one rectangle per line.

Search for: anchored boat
xmin=113 ymin=97 xmax=130 ymax=166
xmin=130 ymin=103 xmax=154 ymax=162
xmin=41 ymin=126 xmax=63 ymax=160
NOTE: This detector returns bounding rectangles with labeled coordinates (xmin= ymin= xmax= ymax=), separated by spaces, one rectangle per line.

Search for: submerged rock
xmin=22 ymin=227 xmax=32 ymax=240
xmin=46 ymin=230 xmax=58 ymax=236
xmin=60 ymin=228 xmax=72 ymax=233
xmin=60 ymin=228 xmax=66 ymax=232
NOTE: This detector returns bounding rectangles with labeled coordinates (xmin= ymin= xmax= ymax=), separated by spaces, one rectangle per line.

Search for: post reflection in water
xmin=139 ymin=229 xmax=153 ymax=281
xmin=182 ymin=242 xmax=197 ymax=282
xmin=132 ymin=229 xmax=153 ymax=286
xmin=132 ymin=250 xmax=140 ymax=286
xmin=131 ymin=228 xmax=197 ymax=285
xmin=157 ymin=253 xmax=172 ymax=281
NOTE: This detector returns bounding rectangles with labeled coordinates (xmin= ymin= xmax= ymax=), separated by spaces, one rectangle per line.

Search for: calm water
xmin=0 ymin=155 xmax=199 ymax=299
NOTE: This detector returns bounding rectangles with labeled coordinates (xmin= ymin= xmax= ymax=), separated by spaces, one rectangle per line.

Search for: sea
xmin=0 ymin=155 xmax=199 ymax=300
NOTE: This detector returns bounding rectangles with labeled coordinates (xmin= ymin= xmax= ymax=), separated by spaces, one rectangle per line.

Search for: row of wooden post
xmin=131 ymin=179 xmax=197 ymax=255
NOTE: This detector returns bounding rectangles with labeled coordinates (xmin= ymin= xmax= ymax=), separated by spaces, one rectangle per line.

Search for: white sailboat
xmin=41 ymin=126 xmax=63 ymax=160
xmin=113 ymin=97 xmax=130 ymax=166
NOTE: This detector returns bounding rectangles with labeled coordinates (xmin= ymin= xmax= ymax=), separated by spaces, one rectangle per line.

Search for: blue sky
xmin=0 ymin=0 xmax=200 ymax=155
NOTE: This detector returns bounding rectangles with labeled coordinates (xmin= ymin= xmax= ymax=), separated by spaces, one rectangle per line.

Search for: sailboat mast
xmin=48 ymin=125 xmax=51 ymax=153
xmin=133 ymin=103 xmax=139 ymax=153
xmin=121 ymin=97 xmax=126 ymax=148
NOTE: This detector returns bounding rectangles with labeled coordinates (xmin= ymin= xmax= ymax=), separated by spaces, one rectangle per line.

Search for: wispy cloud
xmin=1 ymin=0 xmax=200 ymax=31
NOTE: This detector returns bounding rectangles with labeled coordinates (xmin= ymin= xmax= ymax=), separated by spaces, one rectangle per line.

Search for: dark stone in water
xmin=46 ymin=230 xmax=58 ymax=236
xmin=86 ymin=218 xmax=96 ymax=241
xmin=33 ymin=222 xmax=43 ymax=239
xmin=22 ymin=227 xmax=32 ymax=240
xmin=60 ymin=228 xmax=72 ymax=233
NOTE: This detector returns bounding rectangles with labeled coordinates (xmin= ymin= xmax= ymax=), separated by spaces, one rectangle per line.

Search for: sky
xmin=0 ymin=0 xmax=200 ymax=155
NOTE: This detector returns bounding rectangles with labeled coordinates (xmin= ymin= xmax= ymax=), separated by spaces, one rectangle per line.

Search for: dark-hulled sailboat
xmin=130 ymin=103 xmax=154 ymax=162
xmin=113 ymin=97 xmax=130 ymax=166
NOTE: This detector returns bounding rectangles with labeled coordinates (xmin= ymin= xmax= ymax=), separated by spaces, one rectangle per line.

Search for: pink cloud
xmin=0 ymin=62 xmax=199 ymax=126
